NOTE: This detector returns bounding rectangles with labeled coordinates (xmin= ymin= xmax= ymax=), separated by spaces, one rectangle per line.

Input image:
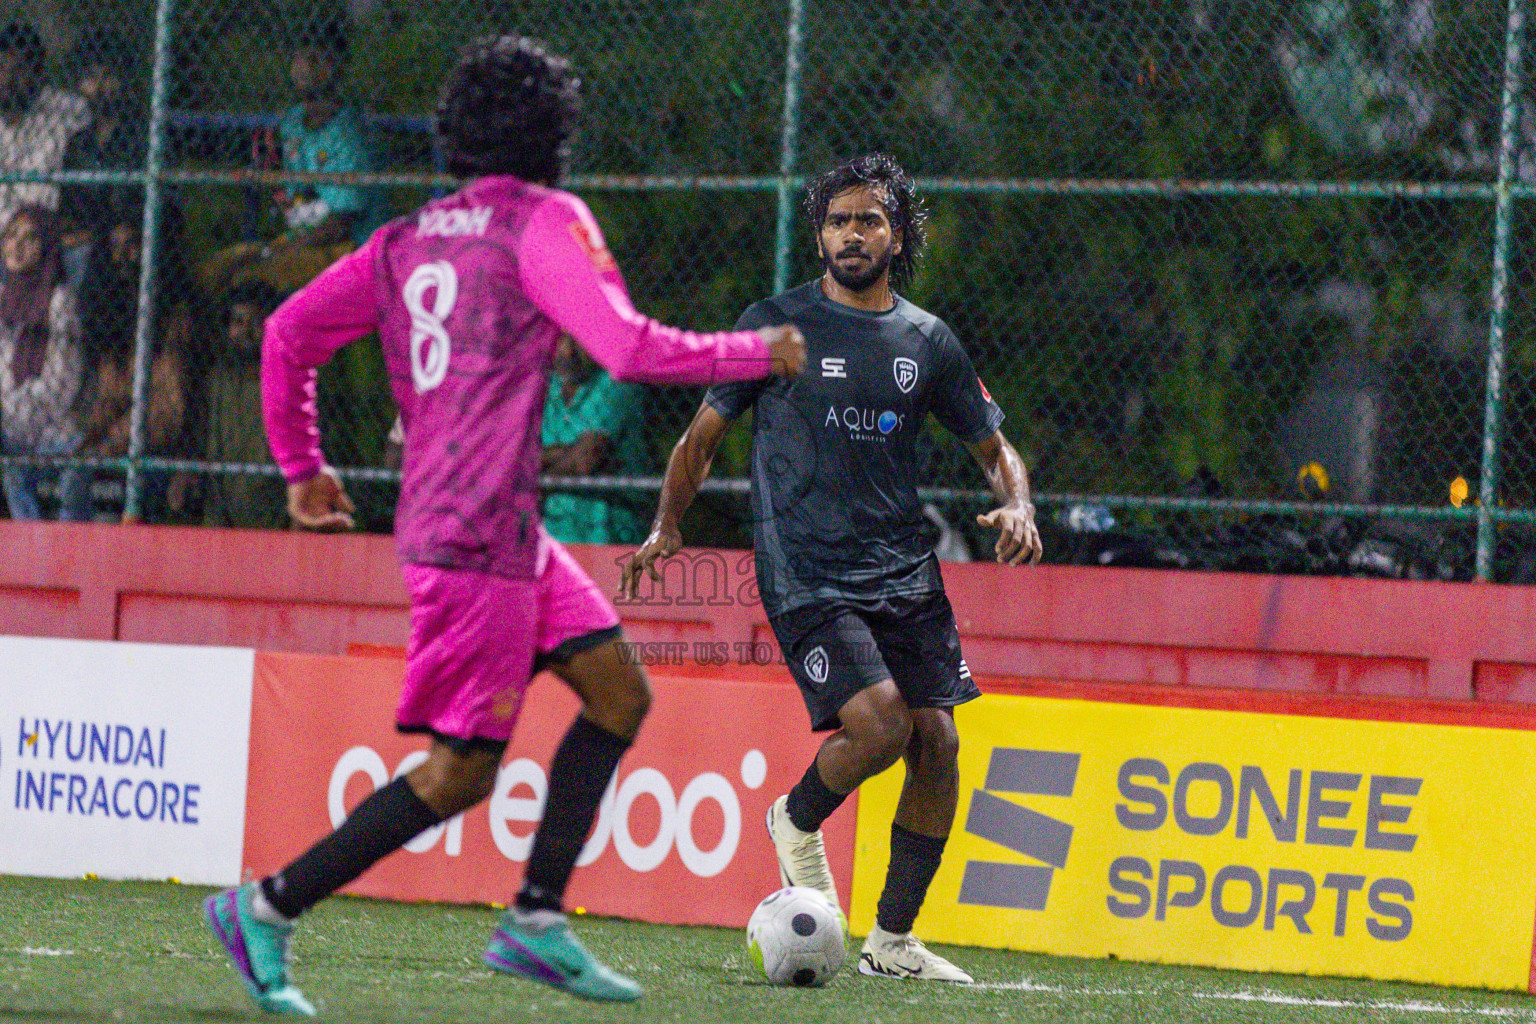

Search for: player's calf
xmin=515 ymin=638 xmax=648 ymax=915
xmin=819 ymin=685 xmax=914 ymax=791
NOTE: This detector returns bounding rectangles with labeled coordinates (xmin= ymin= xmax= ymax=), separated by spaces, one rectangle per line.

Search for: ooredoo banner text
xmin=242 ymin=652 xmax=856 ymax=927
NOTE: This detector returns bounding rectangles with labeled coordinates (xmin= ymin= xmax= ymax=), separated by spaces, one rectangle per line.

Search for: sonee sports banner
xmin=848 ymin=693 xmax=1536 ymax=991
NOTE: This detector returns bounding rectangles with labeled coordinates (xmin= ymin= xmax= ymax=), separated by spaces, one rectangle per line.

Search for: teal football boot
xmin=483 ymin=908 xmax=642 ymax=1002
xmin=204 ymin=884 xmax=316 ymax=1016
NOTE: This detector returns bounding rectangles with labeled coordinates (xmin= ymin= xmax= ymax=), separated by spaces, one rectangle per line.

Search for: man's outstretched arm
xmin=966 ymin=429 xmax=1043 ymax=566
xmin=518 ymin=194 xmax=804 ymax=385
xmin=618 ymin=402 xmax=733 ymax=598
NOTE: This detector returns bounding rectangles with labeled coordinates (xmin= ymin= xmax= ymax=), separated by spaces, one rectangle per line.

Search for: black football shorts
xmin=768 ymin=590 xmax=980 ymax=731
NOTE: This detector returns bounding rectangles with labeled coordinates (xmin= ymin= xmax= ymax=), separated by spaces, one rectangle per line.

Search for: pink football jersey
xmin=263 ymin=176 xmax=773 ymax=577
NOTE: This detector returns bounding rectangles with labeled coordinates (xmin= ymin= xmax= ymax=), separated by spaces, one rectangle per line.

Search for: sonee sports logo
xmin=959 ymin=748 xmax=1079 ymax=911
xmin=803 ymin=646 xmax=830 ymax=684
xmin=821 ymin=357 xmax=847 ymax=378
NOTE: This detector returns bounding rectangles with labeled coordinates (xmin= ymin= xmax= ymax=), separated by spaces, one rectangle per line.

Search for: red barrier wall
xmin=244 ymin=652 xmax=857 ymax=926
xmin=5 ymin=520 xmax=1536 ymax=702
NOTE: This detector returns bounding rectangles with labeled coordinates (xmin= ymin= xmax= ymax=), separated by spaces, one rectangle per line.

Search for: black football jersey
xmin=704 ymin=280 xmax=1003 ymax=617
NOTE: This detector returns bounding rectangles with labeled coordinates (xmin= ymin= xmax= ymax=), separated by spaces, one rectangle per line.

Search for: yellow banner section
xmin=850 ymin=695 xmax=1536 ymax=990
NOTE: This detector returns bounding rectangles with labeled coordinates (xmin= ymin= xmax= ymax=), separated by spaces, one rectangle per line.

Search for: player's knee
xmin=916 ymin=715 xmax=960 ymax=766
xmin=855 ymin=711 xmax=912 ymax=770
xmin=616 ymin=670 xmax=653 ymax=728
xmin=587 ymin=666 xmax=651 ymax=738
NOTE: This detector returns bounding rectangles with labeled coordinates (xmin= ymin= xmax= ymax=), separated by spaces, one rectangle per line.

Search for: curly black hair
xmin=435 ymin=35 xmax=581 ymax=185
xmin=803 ymin=153 xmax=927 ymax=289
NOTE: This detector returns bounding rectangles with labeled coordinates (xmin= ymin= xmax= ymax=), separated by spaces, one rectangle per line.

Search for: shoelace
xmin=882 ymin=932 xmax=937 ymax=970
xmin=787 ymin=830 xmax=835 ymax=893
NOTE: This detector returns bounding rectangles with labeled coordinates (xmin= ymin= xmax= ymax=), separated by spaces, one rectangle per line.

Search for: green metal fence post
xmin=123 ymin=0 xmax=177 ymax=521
xmin=772 ymin=0 xmax=805 ymax=295
xmin=1478 ymin=0 xmax=1526 ymax=581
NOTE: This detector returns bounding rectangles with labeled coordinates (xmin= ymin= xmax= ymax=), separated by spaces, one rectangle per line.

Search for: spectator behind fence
xmin=0 ymin=23 xmax=90 ymax=245
xmin=1275 ymin=0 xmax=1437 ymax=158
xmin=75 ymin=205 xmax=196 ymax=522
xmin=203 ymin=280 xmax=286 ymax=529
xmin=0 ymin=205 xmax=88 ymax=520
xmin=540 ymin=334 xmax=648 ymax=545
xmin=199 ymin=19 xmax=373 ymax=296
xmin=57 ymin=29 xmax=145 ymax=289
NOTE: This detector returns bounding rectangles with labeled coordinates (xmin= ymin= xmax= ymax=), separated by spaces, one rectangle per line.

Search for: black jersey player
xmin=621 ymin=153 xmax=1041 ymax=982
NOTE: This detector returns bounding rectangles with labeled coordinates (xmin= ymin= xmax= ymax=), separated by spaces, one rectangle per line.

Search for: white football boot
xmin=765 ymin=794 xmax=841 ymax=914
xmin=857 ymin=924 xmax=973 ymax=983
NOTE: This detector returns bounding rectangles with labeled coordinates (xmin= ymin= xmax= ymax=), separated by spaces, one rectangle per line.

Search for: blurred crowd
xmin=0 ymin=17 xmax=363 ymax=528
xmin=0 ymin=13 xmax=653 ymax=545
xmin=0 ymin=0 xmax=1514 ymax=562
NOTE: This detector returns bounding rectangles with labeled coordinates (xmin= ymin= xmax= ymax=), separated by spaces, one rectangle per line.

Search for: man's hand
xmin=759 ymin=324 xmax=807 ymax=378
xmin=619 ymin=524 xmax=683 ymax=600
xmin=288 ymin=467 xmax=356 ymax=532
xmin=977 ymin=502 xmax=1043 ymax=566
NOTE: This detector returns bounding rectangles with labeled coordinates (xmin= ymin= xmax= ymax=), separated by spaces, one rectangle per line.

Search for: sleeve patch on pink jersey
xmin=568 ymin=219 xmax=618 ymax=273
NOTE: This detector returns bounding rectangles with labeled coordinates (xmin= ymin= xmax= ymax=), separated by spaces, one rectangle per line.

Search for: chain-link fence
xmin=1 ymin=0 xmax=1533 ymax=580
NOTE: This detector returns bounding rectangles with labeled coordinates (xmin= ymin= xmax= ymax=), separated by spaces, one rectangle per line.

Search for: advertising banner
xmin=243 ymin=653 xmax=855 ymax=927
xmin=849 ymin=693 xmax=1536 ymax=990
xmin=0 ymin=636 xmax=254 ymax=885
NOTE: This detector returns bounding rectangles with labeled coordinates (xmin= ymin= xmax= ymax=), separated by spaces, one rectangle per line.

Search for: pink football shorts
xmin=395 ymin=532 xmax=621 ymax=745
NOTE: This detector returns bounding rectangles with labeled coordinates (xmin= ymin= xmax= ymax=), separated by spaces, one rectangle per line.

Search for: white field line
xmin=969 ymin=978 xmax=1536 ymax=1019
xmin=18 ymin=947 xmax=75 ymax=957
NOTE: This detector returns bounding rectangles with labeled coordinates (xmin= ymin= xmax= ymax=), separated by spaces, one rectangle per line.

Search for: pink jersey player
xmin=209 ymin=36 xmax=803 ymax=1014
xmin=265 ymin=176 xmax=779 ymax=580
xmin=263 ymin=176 xmax=797 ymax=740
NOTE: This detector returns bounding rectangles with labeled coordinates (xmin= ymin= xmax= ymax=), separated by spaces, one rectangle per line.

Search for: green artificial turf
xmin=2 ymin=875 xmax=1534 ymax=1023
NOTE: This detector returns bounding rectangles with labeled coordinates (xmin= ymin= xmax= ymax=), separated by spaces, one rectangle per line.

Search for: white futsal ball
xmin=745 ymin=886 xmax=846 ymax=987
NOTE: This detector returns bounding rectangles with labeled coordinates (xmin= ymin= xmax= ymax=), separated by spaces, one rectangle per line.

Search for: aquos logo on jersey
xmin=849 ymin=693 xmax=1536 ymax=991
xmin=823 ymin=406 xmax=905 ymax=441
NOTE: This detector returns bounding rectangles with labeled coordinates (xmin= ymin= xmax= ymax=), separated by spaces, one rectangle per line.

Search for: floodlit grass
xmin=1 ymin=875 xmax=1533 ymax=1023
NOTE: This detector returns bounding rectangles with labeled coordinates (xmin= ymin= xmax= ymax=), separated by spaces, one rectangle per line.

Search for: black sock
xmin=876 ymin=824 xmax=947 ymax=935
xmin=261 ymin=776 xmax=443 ymax=919
xmin=517 ymin=716 xmax=632 ymax=913
xmin=785 ymin=758 xmax=847 ymax=833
